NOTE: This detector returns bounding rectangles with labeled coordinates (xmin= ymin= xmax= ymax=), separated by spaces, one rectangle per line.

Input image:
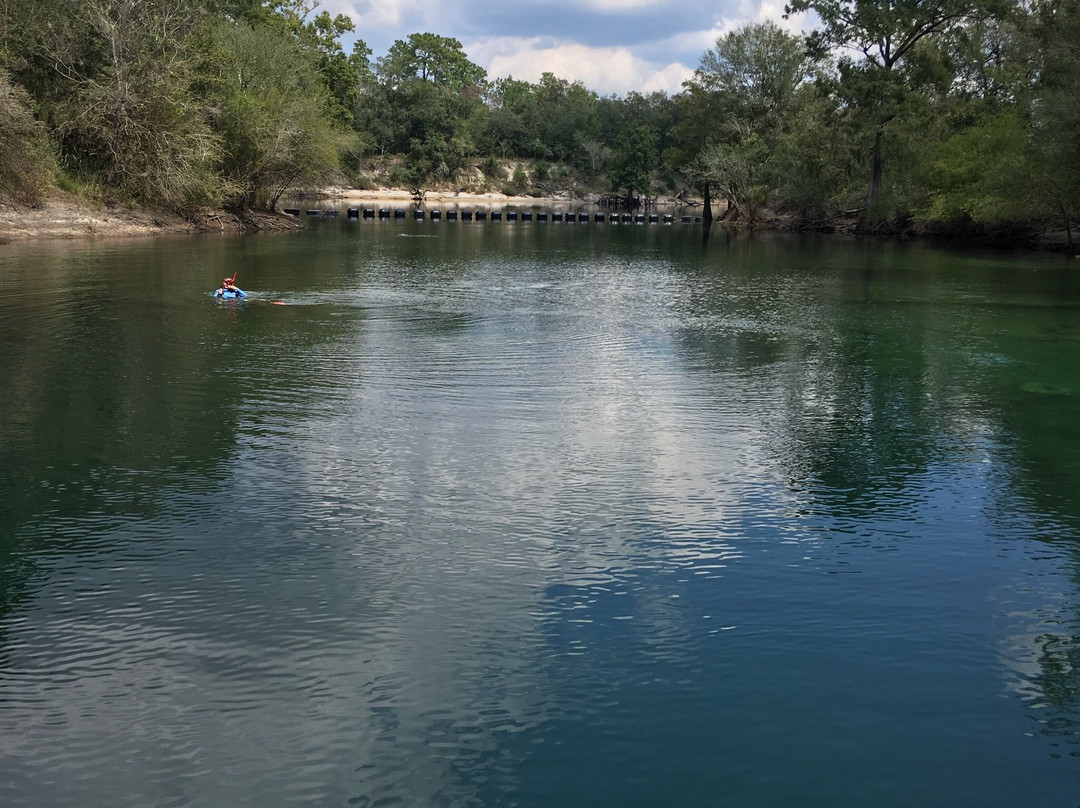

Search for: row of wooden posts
xmin=281 ymin=208 xmax=704 ymax=224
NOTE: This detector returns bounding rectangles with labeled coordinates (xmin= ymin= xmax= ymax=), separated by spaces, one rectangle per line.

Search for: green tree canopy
xmin=608 ymin=122 xmax=659 ymax=199
xmin=693 ymin=20 xmax=813 ymax=132
xmin=371 ymin=33 xmax=488 ymax=186
xmin=785 ymin=0 xmax=988 ymax=221
xmin=204 ymin=17 xmax=355 ymax=208
xmin=51 ymin=0 xmax=220 ymax=209
xmin=377 ymin=33 xmax=486 ymax=91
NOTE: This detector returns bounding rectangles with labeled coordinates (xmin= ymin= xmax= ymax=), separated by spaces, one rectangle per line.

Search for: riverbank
xmin=3 ymin=188 xmax=1071 ymax=254
xmin=302 ymin=187 xmax=604 ymax=209
xmin=0 ymin=187 xmax=631 ymax=243
xmin=0 ymin=193 xmax=305 ymax=243
xmin=323 ymin=188 xmax=1070 ymax=251
xmin=0 ymin=189 xmax=604 ymax=243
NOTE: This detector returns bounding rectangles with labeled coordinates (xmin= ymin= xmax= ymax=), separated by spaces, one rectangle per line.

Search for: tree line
xmin=1 ymin=0 xmax=1077 ymax=240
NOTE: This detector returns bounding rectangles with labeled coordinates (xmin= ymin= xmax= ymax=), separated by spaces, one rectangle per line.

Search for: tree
xmin=915 ymin=109 xmax=1032 ymax=223
xmin=576 ymin=136 xmax=610 ymax=178
xmin=377 ymin=33 xmax=486 ymax=91
xmin=785 ymin=0 xmax=980 ymax=222
xmin=682 ymin=21 xmax=814 ymax=220
xmin=766 ymin=85 xmax=864 ymax=220
xmin=608 ymin=122 xmax=658 ymax=200
xmin=1026 ymin=0 xmax=1080 ymax=243
xmin=262 ymin=2 xmax=363 ymax=124
xmin=205 ymin=18 xmax=354 ymax=208
xmin=478 ymin=77 xmax=539 ymax=158
xmin=374 ymin=33 xmax=488 ymax=186
xmin=534 ymin=73 xmax=600 ymax=164
xmin=695 ymin=20 xmax=812 ymax=133
xmin=51 ymin=0 xmax=221 ymax=209
xmin=692 ymin=134 xmax=770 ymax=221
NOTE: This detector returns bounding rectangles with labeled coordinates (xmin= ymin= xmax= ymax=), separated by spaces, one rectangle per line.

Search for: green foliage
xmin=785 ymin=0 xmax=985 ymax=222
xmin=694 ymin=135 xmax=771 ymax=220
xmin=368 ymin=33 xmax=487 ymax=187
xmin=576 ymin=136 xmax=610 ymax=178
xmin=786 ymin=0 xmax=978 ymax=70
xmin=0 ymin=0 xmax=361 ymax=211
xmin=51 ymin=0 xmax=221 ymax=210
xmin=503 ymin=164 xmax=528 ymax=196
xmin=0 ymin=0 xmax=1073 ymax=238
xmin=680 ymin=22 xmax=818 ymax=211
xmin=915 ymin=111 xmax=1031 ymax=222
xmin=378 ymin=33 xmax=487 ymax=90
xmin=480 ymin=156 xmax=504 ymax=181
xmin=766 ymin=86 xmax=863 ymax=215
xmin=477 ymin=73 xmax=603 ymax=166
xmin=1027 ymin=0 xmax=1080 ymax=233
xmin=693 ymin=21 xmax=811 ymax=134
xmin=205 ymin=18 xmax=355 ymax=209
xmin=0 ymin=70 xmax=53 ymax=205
xmin=535 ymin=74 xmax=601 ymax=164
xmin=608 ymin=123 xmax=659 ymax=198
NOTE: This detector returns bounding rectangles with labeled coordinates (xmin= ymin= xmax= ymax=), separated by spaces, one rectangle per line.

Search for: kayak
xmin=214 ymin=288 xmax=247 ymax=299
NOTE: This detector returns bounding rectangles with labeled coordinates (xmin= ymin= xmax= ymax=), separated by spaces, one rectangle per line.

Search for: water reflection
xmin=1 ymin=228 xmax=1079 ymax=806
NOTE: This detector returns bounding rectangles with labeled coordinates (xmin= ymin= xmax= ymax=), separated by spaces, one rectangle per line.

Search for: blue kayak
xmin=214 ymin=288 xmax=247 ymax=299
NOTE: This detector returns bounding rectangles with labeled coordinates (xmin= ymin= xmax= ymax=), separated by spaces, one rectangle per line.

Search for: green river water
xmin=1 ymin=220 xmax=1079 ymax=806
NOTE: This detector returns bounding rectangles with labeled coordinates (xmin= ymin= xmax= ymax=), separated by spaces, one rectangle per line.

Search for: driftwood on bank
xmin=597 ymin=193 xmax=639 ymax=209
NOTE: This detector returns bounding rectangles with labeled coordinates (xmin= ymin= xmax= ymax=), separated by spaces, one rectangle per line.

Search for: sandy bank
xmin=0 ymin=194 xmax=304 ymax=244
xmin=0 ymin=189 xmax=626 ymax=244
xmin=297 ymin=187 xmax=602 ymax=209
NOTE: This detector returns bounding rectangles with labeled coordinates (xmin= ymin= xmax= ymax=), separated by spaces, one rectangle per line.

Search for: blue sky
xmin=323 ymin=0 xmax=812 ymax=96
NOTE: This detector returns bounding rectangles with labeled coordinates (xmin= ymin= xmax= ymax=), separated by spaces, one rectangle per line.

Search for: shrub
xmin=503 ymin=164 xmax=528 ymax=195
xmin=481 ymin=155 xmax=504 ymax=180
xmin=0 ymin=71 xmax=53 ymax=205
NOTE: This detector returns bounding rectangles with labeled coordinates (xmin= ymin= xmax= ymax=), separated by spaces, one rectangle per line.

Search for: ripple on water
xmin=3 ymin=231 xmax=1080 ymax=806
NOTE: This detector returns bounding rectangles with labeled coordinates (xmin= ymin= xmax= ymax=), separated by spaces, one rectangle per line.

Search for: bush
xmin=481 ymin=155 xmax=504 ymax=180
xmin=503 ymin=164 xmax=528 ymax=195
xmin=0 ymin=71 xmax=53 ymax=205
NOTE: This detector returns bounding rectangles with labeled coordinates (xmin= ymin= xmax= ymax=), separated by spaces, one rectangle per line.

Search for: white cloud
xmin=318 ymin=0 xmax=407 ymax=33
xmin=469 ymin=38 xmax=694 ymax=96
xmin=640 ymin=61 xmax=697 ymax=94
xmin=317 ymin=0 xmax=817 ymax=93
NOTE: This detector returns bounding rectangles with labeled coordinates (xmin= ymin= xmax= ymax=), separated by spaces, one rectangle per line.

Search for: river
xmin=2 ymin=220 xmax=1079 ymax=806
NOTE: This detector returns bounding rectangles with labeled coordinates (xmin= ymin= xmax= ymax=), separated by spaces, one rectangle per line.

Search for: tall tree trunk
xmin=864 ymin=126 xmax=885 ymax=225
xmin=703 ymin=183 xmax=713 ymax=224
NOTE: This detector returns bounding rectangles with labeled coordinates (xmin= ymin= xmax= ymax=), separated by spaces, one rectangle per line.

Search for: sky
xmin=319 ymin=0 xmax=813 ymax=96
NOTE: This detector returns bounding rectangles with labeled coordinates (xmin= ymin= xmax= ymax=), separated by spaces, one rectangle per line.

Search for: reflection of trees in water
xmin=1002 ymin=607 xmax=1080 ymax=759
xmin=1032 ymin=630 xmax=1080 ymax=757
xmin=0 ymin=250 xmax=357 ymax=622
xmin=976 ymin=302 xmax=1080 ymax=753
xmin=674 ymin=251 xmax=962 ymax=509
xmin=996 ymin=396 xmax=1080 ymax=756
xmin=673 ymin=247 xmax=1080 ymax=757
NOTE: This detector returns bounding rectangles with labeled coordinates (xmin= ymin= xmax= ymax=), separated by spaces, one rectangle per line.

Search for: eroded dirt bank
xmin=0 ymin=194 xmax=304 ymax=243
